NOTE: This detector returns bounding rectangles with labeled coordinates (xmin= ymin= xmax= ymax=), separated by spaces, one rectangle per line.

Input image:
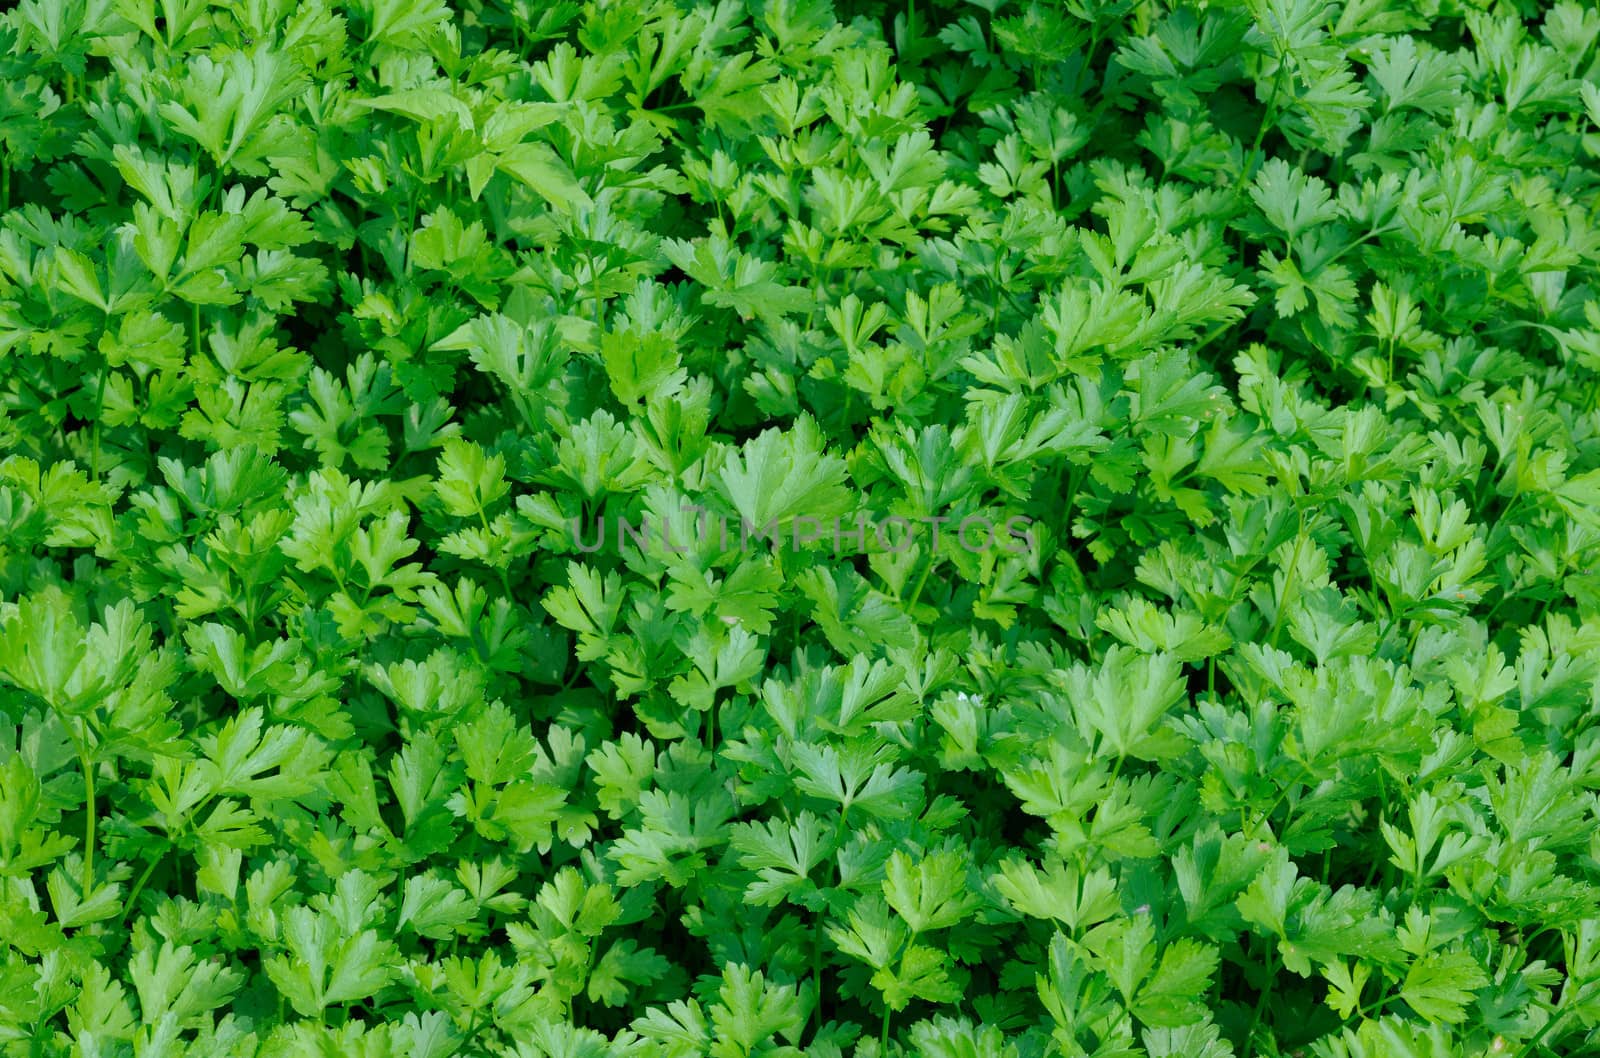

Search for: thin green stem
xmin=812 ymin=911 xmax=825 ymax=1033
xmin=1266 ymin=515 xmax=1307 ymax=647
xmin=1354 ymin=985 xmax=1394 ymax=1019
xmin=1061 ymin=463 xmax=1084 ymax=520
xmin=1248 ymin=763 xmax=1310 ymax=842
xmin=1247 ymin=63 xmax=1290 ymax=172
xmin=1328 ymin=229 xmax=1380 ymax=264
xmin=122 ymin=854 xmax=162 ymax=924
xmin=1242 ymin=946 xmax=1279 ymax=1058
xmin=80 ymin=750 xmax=95 ymax=890
xmin=904 ymin=551 xmax=935 ymax=609
xmin=989 ymin=258 xmax=1003 ymax=332
xmin=89 ymin=368 xmax=106 ymax=481
xmin=1524 ymin=978 xmax=1600 ymax=1053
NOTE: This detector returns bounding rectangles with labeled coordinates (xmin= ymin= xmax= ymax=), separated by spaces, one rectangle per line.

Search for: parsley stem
xmin=1249 ymin=762 xmax=1310 ymax=842
xmin=1242 ymin=946 xmax=1278 ymax=1058
xmin=80 ymin=749 xmax=95 ymax=890
xmin=904 ymin=552 xmax=934 ymax=609
xmin=1265 ymin=514 xmax=1307 ymax=647
xmin=1246 ymin=64 xmax=1290 ymax=176
xmin=1525 ymin=978 xmax=1600 ymax=1053
xmin=812 ymin=911 xmax=825 ymax=1033
xmin=122 ymin=854 xmax=162 ymax=924
xmin=989 ymin=259 xmax=1003 ymax=332
xmin=90 ymin=368 xmax=106 ymax=481
xmin=1354 ymin=987 xmax=1393 ymax=1018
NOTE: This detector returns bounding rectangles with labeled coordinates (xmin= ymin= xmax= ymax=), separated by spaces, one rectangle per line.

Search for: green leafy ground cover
xmin=4 ymin=0 xmax=1600 ymax=1055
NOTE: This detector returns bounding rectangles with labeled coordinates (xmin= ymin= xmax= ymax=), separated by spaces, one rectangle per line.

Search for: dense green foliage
xmin=4 ymin=0 xmax=1600 ymax=1056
